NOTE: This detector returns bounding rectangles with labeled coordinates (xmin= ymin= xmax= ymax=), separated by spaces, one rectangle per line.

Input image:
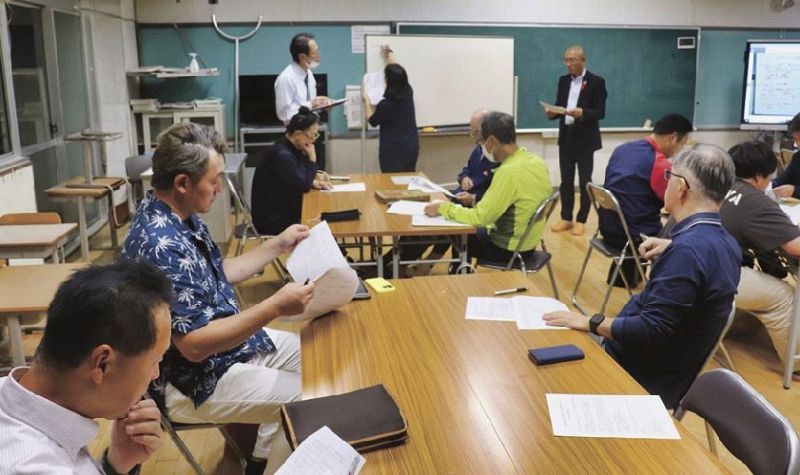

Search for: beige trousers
xmin=736 ymin=266 xmax=797 ymax=364
xmin=165 ymin=328 xmax=301 ymax=459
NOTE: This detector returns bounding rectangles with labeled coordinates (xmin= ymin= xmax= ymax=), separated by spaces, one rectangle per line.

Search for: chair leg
xmin=571 ymin=246 xmax=595 ymax=315
xmin=714 ymin=342 xmax=736 ymax=372
xmin=217 ymin=426 xmax=249 ymax=471
xmin=704 ymin=420 xmax=719 ymax=456
xmin=599 ymin=258 xmax=626 ymax=316
xmin=545 ymin=260 xmax=559 ymax=300
xmin=165 ymin=425 xmax=206 ymax=475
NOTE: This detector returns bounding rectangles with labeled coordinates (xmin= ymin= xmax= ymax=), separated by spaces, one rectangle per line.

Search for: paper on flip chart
xmin=545 ymin=394 xmax=681 ymax=440
xmin=390 ymin=175 xmax=418 ymax=185
xmin=282 ymin=267 xmax=359 ymax=323
xmin=513 ymin=296 xmax=569 ymax=330
xmin=539 ymin=101 xmax=567 ymax=115
xmin=325 ymin=182 xmax=367 ymax=192
xmin=407 ymin=176 xmax=455 ymax=197
xmin=387 ymin=200 xmax=428 ymax=215
xmin=466 ymin=297 xmax=516 ymax=321
xmin=411 ymin=215 xmax=469 ymax=227
xmin=286 ymin=221 xmax=350 ymax=284
xmin=780 ymin=203 xmax=800 ymax=226
xmin=276 ymin=425 xmax=366 ymax=475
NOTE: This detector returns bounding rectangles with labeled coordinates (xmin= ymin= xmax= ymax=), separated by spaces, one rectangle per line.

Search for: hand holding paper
xmin=540 ymin=101 xmax=567 ymax=115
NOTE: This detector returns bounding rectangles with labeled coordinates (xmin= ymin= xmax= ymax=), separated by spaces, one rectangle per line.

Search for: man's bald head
xmin=563 ymin=45 xmax=586 ymax=76
xmin=469 ymin=109 xmax=489 ymax=142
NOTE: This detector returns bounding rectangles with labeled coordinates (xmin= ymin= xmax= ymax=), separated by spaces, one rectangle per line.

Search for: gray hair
xmin=671 ymin=143 xmax=735 ymax=203
xmin=151 ymin=122 xmax=227 ymax=191
xmin=480 ymin=111 xmax=516 ymax=144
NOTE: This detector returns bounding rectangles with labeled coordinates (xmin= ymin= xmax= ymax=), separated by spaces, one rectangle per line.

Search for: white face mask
xmin=481 ymin=142 xmax=496 ymax=163
xmin=308 ymin=60 xmax=320 ymax=69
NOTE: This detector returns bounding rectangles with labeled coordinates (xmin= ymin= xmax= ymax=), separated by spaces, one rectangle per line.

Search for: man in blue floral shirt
xmin=123 ymin=122 xmax=314 ymax=472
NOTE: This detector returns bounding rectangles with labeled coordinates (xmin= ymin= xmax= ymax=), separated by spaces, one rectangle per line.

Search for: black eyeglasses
xmin=664 ymin=169 xmax=691 ymax=191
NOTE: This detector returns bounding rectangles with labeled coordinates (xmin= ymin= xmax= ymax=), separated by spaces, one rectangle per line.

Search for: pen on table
xmin=494 ymin=287 xmax=528 ymax=296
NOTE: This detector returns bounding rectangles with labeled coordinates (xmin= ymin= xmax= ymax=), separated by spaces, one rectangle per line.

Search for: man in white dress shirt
xmin=274 ymin=32 xmax=330 ymax=123
xmin=0 ymin=260 xmax=172 ymax=474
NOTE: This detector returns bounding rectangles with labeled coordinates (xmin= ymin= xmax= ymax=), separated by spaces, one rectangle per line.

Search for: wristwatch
xmin=589 ymin=313 xmax=606 ymax=335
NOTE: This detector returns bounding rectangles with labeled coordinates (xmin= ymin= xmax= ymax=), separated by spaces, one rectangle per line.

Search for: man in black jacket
xmin=546 ymin=44 xmax=607 ymax=236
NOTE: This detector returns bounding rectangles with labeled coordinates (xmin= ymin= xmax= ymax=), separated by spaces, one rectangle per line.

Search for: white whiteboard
xmin=365 ymin=34 xmax=515 ymax=128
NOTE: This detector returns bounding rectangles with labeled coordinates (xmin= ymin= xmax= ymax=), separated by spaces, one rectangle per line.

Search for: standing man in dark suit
xmin=545 ymin=45 xmax=607 ymax=236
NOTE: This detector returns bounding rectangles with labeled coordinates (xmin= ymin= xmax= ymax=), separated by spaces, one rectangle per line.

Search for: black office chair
xmin=475 ymin=190 xmax=560 ymax=299
xmin=674 ymin=368 xmax=800 ymax=475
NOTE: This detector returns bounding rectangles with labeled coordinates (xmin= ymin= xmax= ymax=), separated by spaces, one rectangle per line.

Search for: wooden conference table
xmin=300 ymin=173 xmax=475 ymax=278
xmin=301 ymin=272 xmax=726 ymax=473
xmin=0 ymin=264 xmax=85 ymax=369
xmin=0 ymin=223 xmax=76 ymax=262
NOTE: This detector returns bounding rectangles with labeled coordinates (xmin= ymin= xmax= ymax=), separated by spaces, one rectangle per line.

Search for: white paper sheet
xmin=286 ymin=221 xmax=350 ymax=284
xmin=411 ymin=215 xmax=470 ymax=227
xmin=390 ymin=175 xmax=418 ymax=185
xmin=546 ymin=394 xmax=681 ymax=440
xmin=387 ymin=200 xmax=428 ymax=215
xmin=407 ymin=176 xmax=455 ymax=198
xmin=363 ymin=72 xmax=385 ymax=105
xmin=325 ymin=182 xmax=367 ymax=192
xmin=513 ymin=297 xmax=569 ymax=330
xmin=539 ymin=101 xmax=567 ymax=115
xmin=282 ymin=267 xmax=359 ymax=323
xmin=464 ymin=296 xmax=568 ymax=329
xmin=276 ymin=425 xmax=366 ymax=475
xmin=780 ymin=203 xmax=800 ymax=226
xmin=465 ymin=297 xmax=515 ymax=321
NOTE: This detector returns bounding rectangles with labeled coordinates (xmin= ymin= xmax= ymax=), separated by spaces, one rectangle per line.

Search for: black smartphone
xmin=353 ymin=279 xmax=371 ymax=300
xmin=528 ymin=344 xmax=585 ymax=365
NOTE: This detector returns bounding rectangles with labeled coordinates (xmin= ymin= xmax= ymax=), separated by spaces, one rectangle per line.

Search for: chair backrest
xmin=586 ymin=182 xmax=647 ymax=280
xmin=675 ymin=368 xmax=800 ymax=475
xmin=125 ymin=155 xmax=153 ymax=182
xmin=697 ymin=302 xmax=736 ymax=375
xmin=224 ymin=173 xmax=258 ymax=232
xmin=513 ymin=189 xmax=560 ymax=255
xmin=0 ymin=212 xmax=61 ymax=225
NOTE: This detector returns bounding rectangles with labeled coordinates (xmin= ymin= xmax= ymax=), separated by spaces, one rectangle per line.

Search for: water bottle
xmin=188 ymin=53 xmax=200 ymax=73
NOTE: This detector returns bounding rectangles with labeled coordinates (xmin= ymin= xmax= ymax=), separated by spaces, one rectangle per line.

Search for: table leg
xmin=77 ymin=197 xmax=90 ymax=262
xmin=458 ymin=235 xmax=469 ymax=271
xmin=6 ymin=316 xmax=25 ymax=367
xmin=82 ymin=141 xmax=93 ymax=183
xmin=393 ymin=237 xmax=400 ymax=280
xmin=376 ymin=237 xmax=384 ymax=278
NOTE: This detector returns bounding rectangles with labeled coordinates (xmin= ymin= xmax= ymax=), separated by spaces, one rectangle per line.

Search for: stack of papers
xmin=407 ymin=176 xmax=455 ymax=198
xmin=324 ymin=183 xmax=367 ymax=192
xmin=387 ymin=200 xmax=427 ymax=216
xmin=390 ymin=175 xmax=419 ymax=185
xmin=780 ymin=203 xmax=800 ymax=226
xmin=129 ymin=98 xmax=160 ymax=112
xmin=546 ymin=394 xmax=680 ymax=440
xmin=276 ymin=426 xmax=365 ymax=475
xmin=283 ymin=221 xmax=359 ymax=323
xmin=194 ymin=97 xmax=223 ymax=110
xmin=465 ymin=296 xmax=569 ymax=330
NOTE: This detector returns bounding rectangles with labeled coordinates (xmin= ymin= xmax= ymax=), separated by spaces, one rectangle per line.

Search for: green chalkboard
xmin=695 ymin=29 xmax=800 ymax=128
xmin=137 ymin=24 xmax=379 ymax=136
xmin=398 ymin=24 xmax=698 ymax=129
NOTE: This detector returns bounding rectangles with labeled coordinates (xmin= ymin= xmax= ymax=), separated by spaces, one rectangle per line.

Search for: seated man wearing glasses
xmin=598 ymin=114 xmax=693 ymax=286
xmin=720 ymin=141 xmax=800 ymax=381
xmin=545 ymin=144 xmax=741 ymax=409
xmin=252 ymin=107 xmax=332 ymax=236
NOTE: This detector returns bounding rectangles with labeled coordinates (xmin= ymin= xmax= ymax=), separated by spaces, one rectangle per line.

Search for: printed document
xmin=283 ymin=267 xmax=359 ymax=323
xmin=387 ymin=200 xmax=428 ymax=216
xmin=390 ymin=175 xmax=418 ymax=185
xmin=546 ymin=394 xmax=680 ymax=439
xmin=276 ymin=426 xmax=366 ymax=475
xmin=780 ymin=203 xmax=800 ymax=226
xmin=465 ymin=296 xmax=568 ymax=330
xmin=407 ymin=176 xmax=455 ymax=197
xmin=325 ymin=182 xmax=367 ymax=192
xmin=539 ymin=101 xmax=567 ymax=115
xmin=286 ymin=221 xmax=350 ymax=283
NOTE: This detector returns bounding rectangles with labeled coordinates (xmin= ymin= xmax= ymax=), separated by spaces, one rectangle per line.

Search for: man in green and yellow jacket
xmin=424 ymin=111 xmax=552 ymax=262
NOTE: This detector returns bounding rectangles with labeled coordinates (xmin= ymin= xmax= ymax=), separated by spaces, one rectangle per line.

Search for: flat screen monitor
xmin=238 ymin=73 xmax=328 ymax=126
xmin=741 ymin=40 xmax=800 ymax=130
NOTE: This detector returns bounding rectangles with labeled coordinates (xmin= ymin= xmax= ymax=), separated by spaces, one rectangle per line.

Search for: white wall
xmin=134 ymin=0 xmax=800 ymax=28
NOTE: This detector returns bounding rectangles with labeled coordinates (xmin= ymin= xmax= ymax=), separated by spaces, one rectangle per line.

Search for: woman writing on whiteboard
xmin=251 ymin=106 xmax=332 ymax=236
xmin=363 ymin=45 xmax=419 ymax=172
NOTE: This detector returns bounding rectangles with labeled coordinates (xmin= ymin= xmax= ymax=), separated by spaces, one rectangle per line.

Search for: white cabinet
xmin=136 ymin=106 xmax=225 ymax=152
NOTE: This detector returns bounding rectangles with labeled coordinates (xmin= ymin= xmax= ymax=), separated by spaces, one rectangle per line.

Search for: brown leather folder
xmin=281 ymin=384 xmax=408 ymax=452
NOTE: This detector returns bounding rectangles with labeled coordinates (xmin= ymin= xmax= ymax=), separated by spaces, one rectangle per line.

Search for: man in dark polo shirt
xmin=720 ymin=141 xmax=800 ymax=381
xmin=544 ymin=144 xmax=741 ymax=408
xmin=599 ymin=114 xmax=693 ymax=286
xmin=772 ymin=112 xmax=800 ymax=199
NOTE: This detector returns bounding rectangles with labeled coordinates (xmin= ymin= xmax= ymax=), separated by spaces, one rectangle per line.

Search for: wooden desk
xmin=45 ymin=177 xmax=126 ymax=262
xmin=0 ymin=223 xmax=76 ymax=262
xmin=302 ymin=272 xmax=727 ymax=473
xmin=301 ymin=173 xmax=475 ymax=277
xmin=0 ymin=264 xmax=85 ymax=368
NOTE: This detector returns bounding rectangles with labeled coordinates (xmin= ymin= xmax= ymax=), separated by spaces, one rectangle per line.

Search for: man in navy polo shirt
xmin=545 ymin=144 xmax=741 ymax=408
xmin=599 ymin=114 xmax=693 ymax=286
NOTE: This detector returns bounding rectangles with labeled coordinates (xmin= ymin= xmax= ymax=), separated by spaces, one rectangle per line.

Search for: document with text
xmin=283 ymin=267 xmax=359 ymax=323
xmin=390 ymin=175 xmax=419 ymax=185
xmin=387 ymin=200 xmax=428 ymax=216
xmin=287 ymin=221 xmax=350 ymax=283
xmin=276 ymin=425 xmax=366 ymax=475
xmin=546 ymin=394 xmax=681 ymax=439
xmin=325 ymin=182 xmax=367 ymax=192
xmin=407 ymin=176 xmax=455 ymax=197
xmin=465 ymin=296 xmax=568 ymax=330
